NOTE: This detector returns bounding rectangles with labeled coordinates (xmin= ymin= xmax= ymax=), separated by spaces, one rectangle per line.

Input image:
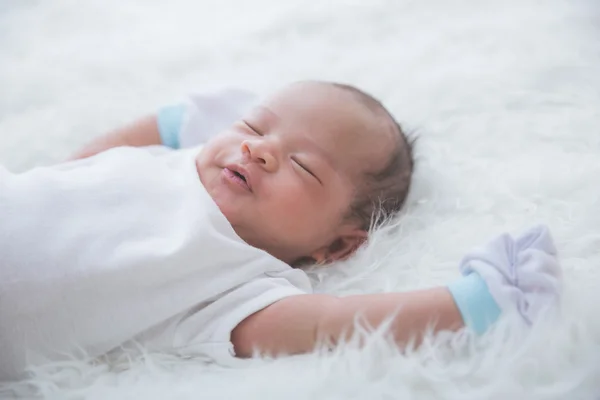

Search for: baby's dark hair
xmin=327 ymin=82 xmax=415 ymax=231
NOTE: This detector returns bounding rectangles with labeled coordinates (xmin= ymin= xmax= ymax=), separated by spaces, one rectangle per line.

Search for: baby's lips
xmin=226 ymin=163 xmax=254 ymax=192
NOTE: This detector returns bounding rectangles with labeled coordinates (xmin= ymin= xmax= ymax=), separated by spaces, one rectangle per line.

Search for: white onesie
xmin=0 ymin=107 xmax=311 ymax=380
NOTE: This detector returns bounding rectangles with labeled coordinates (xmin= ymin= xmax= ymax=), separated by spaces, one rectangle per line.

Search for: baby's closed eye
xmin=292 ymin=157 xmax=320 ymax=183
xmin=240 ymin=120 xmax=263 ymax=136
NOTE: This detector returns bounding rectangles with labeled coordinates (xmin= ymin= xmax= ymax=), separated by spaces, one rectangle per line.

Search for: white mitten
xmin=458 ymin=224 xmax=562 ymax=326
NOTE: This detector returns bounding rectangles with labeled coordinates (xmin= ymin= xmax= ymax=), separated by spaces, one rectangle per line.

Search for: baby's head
xmin=196 ymin=81 xmax=414 ymax=265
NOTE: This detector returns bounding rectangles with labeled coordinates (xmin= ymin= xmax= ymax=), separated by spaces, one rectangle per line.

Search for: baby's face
xmin=196 ymin=82 xmax=392 ymax=264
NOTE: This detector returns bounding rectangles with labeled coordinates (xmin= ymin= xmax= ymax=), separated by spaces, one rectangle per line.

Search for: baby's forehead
xmin=261 ymin=83 xmax=397 ymax=172
xmin=263 ymin=83 xmax=389 ymax=138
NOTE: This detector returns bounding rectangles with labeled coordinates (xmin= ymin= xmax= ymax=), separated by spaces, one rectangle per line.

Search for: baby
xmin=0 ymin=81 xmax=561 ymax=381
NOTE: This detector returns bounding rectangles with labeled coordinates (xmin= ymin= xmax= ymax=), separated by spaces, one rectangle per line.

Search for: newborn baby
xmin=0 ymin=81 xmax=561 ymax=381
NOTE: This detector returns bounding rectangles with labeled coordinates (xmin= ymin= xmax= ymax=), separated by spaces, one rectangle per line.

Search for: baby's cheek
xmin=278 ymin=191 xmax=328 ymax=230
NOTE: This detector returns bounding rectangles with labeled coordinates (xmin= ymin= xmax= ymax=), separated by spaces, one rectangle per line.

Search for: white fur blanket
xmin=1 ymin=0 xmax=599 ymax=398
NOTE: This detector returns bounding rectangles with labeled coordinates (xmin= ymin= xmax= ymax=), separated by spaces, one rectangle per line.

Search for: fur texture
xmin=1 ymin=0 xmax=599 ymax=398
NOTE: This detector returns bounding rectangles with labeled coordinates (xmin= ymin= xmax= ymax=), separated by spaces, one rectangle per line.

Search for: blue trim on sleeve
xmin=157 ymin=104 xmax=185 ymax=149
xmin=447 ymin=273 xmax=502 ymax=335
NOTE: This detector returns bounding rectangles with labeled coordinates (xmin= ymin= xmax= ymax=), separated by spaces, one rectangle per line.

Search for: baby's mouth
xmin=223 ymin=167 xmax=252 ymax=192
xmin=232 ymin=170 xmax=247 ymax=183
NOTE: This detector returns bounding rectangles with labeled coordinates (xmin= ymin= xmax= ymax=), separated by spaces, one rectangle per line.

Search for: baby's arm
xmin=70 ymin=89 xmax=255 ymax=160
xmin=232 ymin=225 xmax=562 ymax=357
xmin=232 ymin=287 xmax=462 ymax=357
xmin=69 ymin=115 xmax=162 ymax=160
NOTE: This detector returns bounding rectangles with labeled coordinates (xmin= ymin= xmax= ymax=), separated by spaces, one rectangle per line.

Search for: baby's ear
xmin=312 ymin=229 xmax=368 ymax=264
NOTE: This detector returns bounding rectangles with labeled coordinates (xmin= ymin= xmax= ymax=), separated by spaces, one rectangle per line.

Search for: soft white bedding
xmin=1 ymin=0 xmax=599 ymax=398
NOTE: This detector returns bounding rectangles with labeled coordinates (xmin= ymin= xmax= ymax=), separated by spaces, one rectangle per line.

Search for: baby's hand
xmin=459 ymin=225 xmax=562 ymax=327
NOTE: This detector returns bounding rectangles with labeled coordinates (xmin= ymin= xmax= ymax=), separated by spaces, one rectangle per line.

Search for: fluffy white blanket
xmin=1 ymin=0 xmax=599 ymax=398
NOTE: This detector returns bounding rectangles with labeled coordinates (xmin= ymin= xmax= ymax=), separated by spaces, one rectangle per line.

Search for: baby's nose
xmin=241 ymin=140 xmax=278 ymax=172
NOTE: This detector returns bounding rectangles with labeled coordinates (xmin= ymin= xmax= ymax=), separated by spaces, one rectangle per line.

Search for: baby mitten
xmin=448 ymin=225 xmax=562 ymax=334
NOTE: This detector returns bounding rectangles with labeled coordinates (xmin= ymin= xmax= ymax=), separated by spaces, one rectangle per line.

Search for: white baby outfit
xmin=0 ymin=90 xmax=312 ymax=380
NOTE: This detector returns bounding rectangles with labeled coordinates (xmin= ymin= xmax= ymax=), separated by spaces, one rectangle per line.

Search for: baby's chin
xmin=194 ymin=149 xmax=221 ymax=201
xmin=201 ymin=191 xmax=275 ymax=255
xmin=207 ymin=196 xmax=300 ymax=264
xmin=197 ymin=169 xmax=246 ymax=234
xmin=193 ymin=149 xmax=270 ymax=252
xmin=212 ymin=200 xmax=265 ymax=251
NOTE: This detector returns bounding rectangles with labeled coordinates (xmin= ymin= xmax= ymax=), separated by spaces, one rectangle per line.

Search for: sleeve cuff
xmin=157 ymin=104 xmax=186 ymax=149
xmin=447 ymin=273 xmax=502 ymax=335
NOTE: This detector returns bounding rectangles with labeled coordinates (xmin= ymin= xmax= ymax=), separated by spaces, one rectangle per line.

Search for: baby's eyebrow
xmin=253 ymin=106 xmax=278 ymax=123
xmin=306 ymin=139 xmax=337 ymax=171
